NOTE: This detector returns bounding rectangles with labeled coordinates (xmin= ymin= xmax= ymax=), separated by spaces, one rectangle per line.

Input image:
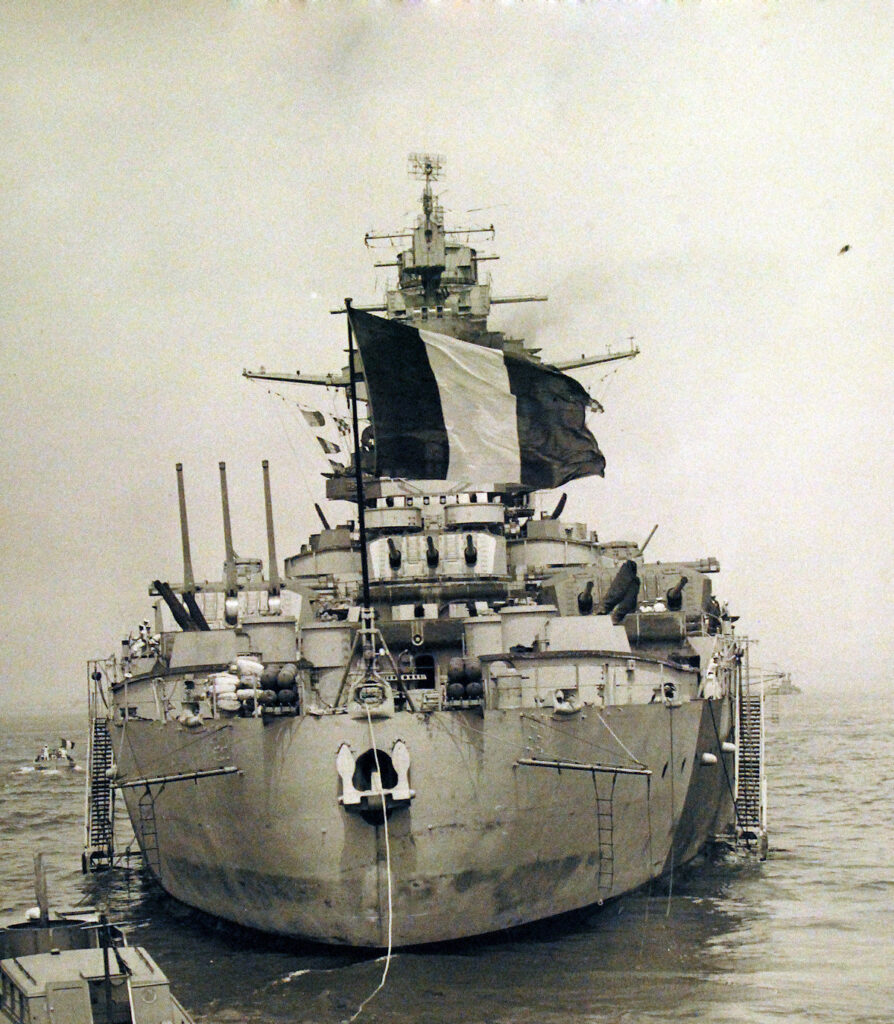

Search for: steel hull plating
xmin=114 ymin=697 xmax=734 ymax=947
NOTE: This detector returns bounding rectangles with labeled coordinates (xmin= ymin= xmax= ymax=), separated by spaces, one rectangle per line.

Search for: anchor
xmin=336 ymin=740 xmax=414 ymax=816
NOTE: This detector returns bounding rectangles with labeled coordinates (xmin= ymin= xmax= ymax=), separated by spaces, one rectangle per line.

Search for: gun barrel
xmin=262 ymin=460 xmax=280 ymax=592
xmin=639 ymin=523 xmax=659 ymax=555
xmin=176 ymin=463 xmax=195 ymax=591
xmin=152 ymin=580 xmax=197 ymax=632
xmin=218 ymin=462 xmax=237 ymax=594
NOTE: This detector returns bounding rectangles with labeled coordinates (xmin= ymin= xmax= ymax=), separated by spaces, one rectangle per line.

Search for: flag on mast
xmin=348 ymin=309 xmax=605 ymax=489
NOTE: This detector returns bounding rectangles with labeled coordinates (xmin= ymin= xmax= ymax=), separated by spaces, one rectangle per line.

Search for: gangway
xmin=735 ymin=656 xmax=768 ymax=858
xmin=82 ymin=658 xmax=124 ymax=872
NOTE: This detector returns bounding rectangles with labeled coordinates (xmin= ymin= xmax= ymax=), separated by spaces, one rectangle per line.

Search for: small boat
xmin=31 ymin=740 xmax=79 ymax=772
xmin=0 ymin=857 xmax=194 ymax=1024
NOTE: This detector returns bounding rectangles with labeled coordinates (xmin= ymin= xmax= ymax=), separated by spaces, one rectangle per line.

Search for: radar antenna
xmin=408 ymin=152 xmax=445 ymax=230
xmin=407 ymin=152 xmax=445 ymax=183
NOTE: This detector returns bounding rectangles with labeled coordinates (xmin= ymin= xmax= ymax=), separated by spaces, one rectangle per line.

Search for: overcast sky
xmin=1 ymin=0 xmax=891 ymax=714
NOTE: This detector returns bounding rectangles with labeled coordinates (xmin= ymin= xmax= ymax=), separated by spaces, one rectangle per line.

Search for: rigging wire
xmin=263 ymin=386 xmax=326 ymax=507
xmin=593 ymin=709 xmax=650 ymax=769
xmin=592 ymin=364 xmax=621 ymax=412
xmin=122 ymin=716 xmax=231 ymax=773
xmin=248 ymin=378 xmax=360 ymax=509
xmin=429 ymin=705 xmax=643 ymax=768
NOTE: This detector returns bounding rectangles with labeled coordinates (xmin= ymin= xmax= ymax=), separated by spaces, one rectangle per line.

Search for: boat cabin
xmin=0 ymin=916 xmax=193 ymax=1024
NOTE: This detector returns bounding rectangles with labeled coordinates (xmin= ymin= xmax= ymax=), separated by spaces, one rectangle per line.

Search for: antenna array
xmin=408 ymin=152 xmax=445 ymax=181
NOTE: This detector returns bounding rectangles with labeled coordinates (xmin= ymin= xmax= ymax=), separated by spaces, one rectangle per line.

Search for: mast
xmin=244 ymin=153 xmax=637 ymax=390
xmin=33 ymin=852 xmax=49 ymax=924
xmin=243 ymin=153 xmax=639 ymax=508
xmin=345 ymin=299 xmax=371 ymax=609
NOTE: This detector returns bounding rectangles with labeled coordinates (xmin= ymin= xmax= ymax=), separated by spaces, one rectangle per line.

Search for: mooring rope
xmin=347 ymin=705 xmax=395 ymax=1023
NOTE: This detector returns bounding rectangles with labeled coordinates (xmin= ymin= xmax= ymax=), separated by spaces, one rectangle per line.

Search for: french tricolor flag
xmin=349 ymin=309 xmax=605 ymax=490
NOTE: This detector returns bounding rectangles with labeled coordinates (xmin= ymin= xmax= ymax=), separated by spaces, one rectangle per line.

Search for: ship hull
xmin=113 ymin=697 xmax=734 ymax=947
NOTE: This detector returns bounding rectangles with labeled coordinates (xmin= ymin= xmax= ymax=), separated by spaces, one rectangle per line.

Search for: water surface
xmin=2 ymin=694 xmax=891 ymax=1023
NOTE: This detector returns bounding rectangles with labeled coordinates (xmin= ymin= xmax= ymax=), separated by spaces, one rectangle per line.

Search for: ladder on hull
xmin=83 ymin=662 xmax=117 ymax=872
xmin=735 ymin=679 xmax=768 ymax=858
xmin=592 ymin=773 xmax=616 ymax=896
xmin=137 ymin=787 xmax=163 ymax=881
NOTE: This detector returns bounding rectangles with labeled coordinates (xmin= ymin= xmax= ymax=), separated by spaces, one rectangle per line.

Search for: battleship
xmin=84 ymin=154 xmax=767 ymax=948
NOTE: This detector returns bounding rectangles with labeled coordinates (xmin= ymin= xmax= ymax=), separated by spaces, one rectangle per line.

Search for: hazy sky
xmin=1 ymin=1 xmax=891 ymax=713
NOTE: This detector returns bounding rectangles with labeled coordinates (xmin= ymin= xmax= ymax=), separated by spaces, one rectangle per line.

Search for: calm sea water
xmin=1 ymin=693 xmax=892 ymax=1024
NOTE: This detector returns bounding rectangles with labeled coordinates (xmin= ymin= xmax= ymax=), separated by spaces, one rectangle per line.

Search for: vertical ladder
xmin=736 ymin=681 xmax=768 ymax=858
xmin=137 ymin=788 xmax=162 ymax=880
xmin=592 ymin=772 xmax=616 ymax=895
xmin=83 ymin=663 xmax=117 ymax=872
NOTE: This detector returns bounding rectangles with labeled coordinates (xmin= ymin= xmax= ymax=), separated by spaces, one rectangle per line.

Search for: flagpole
xmin=345 ymin=298 xmax=372 ymax=611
